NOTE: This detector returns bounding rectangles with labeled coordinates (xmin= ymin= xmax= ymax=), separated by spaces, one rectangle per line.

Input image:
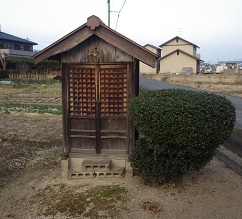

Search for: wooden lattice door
xmin=66 ymin=64 xmax=130 ymax=154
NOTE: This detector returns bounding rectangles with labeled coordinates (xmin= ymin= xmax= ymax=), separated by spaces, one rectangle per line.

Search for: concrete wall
xmin=159 ymin=52 xmax=197 ymax=74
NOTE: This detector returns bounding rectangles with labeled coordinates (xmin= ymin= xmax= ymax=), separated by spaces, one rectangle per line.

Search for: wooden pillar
xmin=61 ymin=63 xmax=70 ymax=159
xmin=95 ymin=64 xmax=101 ymax=154
xmin=95 ymin=101 xmax=101 ymax=154
xmin=134 ymin=60 xmax=139 ymax=142
xmin=135 ymin=59 xmax=139 ymax=96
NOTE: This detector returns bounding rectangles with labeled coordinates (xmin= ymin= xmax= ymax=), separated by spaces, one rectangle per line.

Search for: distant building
xmin=0 ymin=31 xmax=38 ymax=58
xmin=218 ymin=61 xmax=242 ymax=65
xmin=218 ymin=60 xmax=242 ymax=69
xmin=158 ymin=36 xmax=201 ymax=74
xmin=139 ymin=44 xmax=161 ymax=74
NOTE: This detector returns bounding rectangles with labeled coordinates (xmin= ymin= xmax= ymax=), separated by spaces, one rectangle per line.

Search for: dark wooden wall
xmin=61 ymin=35 xmax=138 ymax=157
xmin=61 ymin=35 xmax=134 ymax=63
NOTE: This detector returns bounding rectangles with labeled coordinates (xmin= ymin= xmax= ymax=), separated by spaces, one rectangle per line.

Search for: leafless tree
xmin=0 ymin=52 xmax=9 ymax=70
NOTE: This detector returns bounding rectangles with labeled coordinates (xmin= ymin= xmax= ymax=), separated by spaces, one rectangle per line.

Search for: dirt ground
xmin=1 ymin=156 xmax=242 ymax=219
xmin=0 ymin=81 xmax=242 ymax=219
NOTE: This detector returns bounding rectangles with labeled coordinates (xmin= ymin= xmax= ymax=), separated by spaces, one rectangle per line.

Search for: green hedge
xmin=0 ymin=70 xmax=9 ymax=79
xmin=129 ymin=89 xmax=236 ymax=184
xmin=7 ymin=58 xmax=61 ymax=71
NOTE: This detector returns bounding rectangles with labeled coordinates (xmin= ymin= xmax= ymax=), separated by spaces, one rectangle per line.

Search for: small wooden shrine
xmin=34 ymin=15 xmax=158 ymax=177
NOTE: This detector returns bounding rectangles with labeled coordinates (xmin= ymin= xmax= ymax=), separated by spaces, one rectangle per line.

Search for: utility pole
xmin=107 ymin=0 xmax=110 ymax=27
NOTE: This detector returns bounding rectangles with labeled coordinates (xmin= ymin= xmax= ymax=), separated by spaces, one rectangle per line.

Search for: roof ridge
xmin=159 ymin=36 xmax=199 ymax=48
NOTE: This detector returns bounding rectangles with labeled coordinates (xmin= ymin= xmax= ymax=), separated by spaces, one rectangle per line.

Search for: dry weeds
xmin=144 ymin=71 xmax=242 ymax=97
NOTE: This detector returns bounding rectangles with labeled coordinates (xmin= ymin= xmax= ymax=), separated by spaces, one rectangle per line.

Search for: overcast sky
xmin=1 ymin=0 xmax=242 ymax=64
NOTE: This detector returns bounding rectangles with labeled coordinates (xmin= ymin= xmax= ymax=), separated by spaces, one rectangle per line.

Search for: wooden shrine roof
xmin=34 ymin=15 xmax=158 ymax=67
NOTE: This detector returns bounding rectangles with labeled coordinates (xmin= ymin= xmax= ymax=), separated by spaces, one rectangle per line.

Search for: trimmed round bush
xmin=129 ymin=89 xmax=236 ymax=184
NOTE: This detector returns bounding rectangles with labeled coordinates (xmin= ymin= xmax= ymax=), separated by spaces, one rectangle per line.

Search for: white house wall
xmin=159 ymin=52 xmax=197 ymax=74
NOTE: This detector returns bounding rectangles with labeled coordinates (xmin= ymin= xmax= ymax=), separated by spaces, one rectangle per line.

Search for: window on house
xmin=14 ymin=44 xmax=21 ymax=50
xmin=24 ymin=45 xmax=31 ymax=51
xmin=177 ymin=50 xmax=180 ymax=55
xmin=0 ymin=42 xmax=4 ymax=49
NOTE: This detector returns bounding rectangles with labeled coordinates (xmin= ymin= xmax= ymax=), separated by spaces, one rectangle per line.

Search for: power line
xmin=115 ymin=0 xmax=127 ymax=30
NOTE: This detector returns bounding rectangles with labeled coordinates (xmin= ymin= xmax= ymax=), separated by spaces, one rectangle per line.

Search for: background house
xmin=158 ymin=36 xmax=201 ymax=74
xmin=139 ymin=44 xmax=161 ymax=74
xmin=0 ymin=31 xmax=38 ymax=58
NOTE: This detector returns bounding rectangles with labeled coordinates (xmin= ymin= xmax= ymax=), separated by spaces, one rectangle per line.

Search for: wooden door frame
xmin=61 ymin=62 xmax=135 ymax=158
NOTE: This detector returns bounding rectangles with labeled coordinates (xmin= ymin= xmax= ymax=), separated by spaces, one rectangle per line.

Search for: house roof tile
xmin=159 ymin=36 xmax=199 ymax=48
xmin=143 ymin=44 xmax=161 ymax=50
xmin=0 ymin=31 xmax=37 ymax=45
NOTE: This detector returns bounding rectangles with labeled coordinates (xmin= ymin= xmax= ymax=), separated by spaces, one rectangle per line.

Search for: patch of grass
xmin=0 ymin=103 xmax=61 ymax=115
xmin=33 ymin=184 xmax=128 ymax=218
xmin=10 ymin=79 xmax=58 ymax=88
xmin=3 ymin=108 xmax=10 ymax=114
xmin=0 ymin=137 xmax=62 ymax=183
xmin=161 ymin=75 xmax=169 ymax=82
xmin=235 ymin=75 xmax=242 ymax=85
xmin=10 ymin=81 xmax=31 ymax=88
xmin=0 ymin=80 xmax=61 ymax=96
xmin=195 ymin=81 xmax=203 ymax=87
